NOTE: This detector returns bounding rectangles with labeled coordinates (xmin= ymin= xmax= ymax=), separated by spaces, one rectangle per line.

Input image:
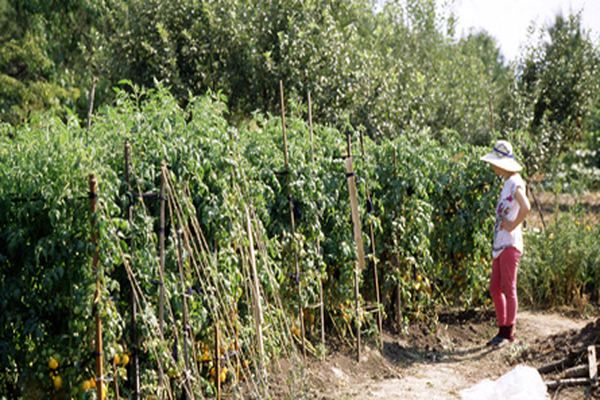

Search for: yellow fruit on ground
xmin=219 ymin=368 xmax=228 ymax=383
xmin=201 ymin=350 xmax=211 ymax=362
xmin=121 ymin=353 xmax=130 ymax=366
xmin=48 ymin=357 xmax=59 ymax=370
xmin=52 ymin=375 xmax=63 ymax=390
xmin=291 ymin=326 xmax=301 ymax=337
xmin=82 ymin=380 xmax=91 ymax=391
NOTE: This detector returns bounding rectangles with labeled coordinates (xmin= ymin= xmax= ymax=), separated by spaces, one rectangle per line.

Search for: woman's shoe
xmin=486 ymin=334 xmax=510 ymax=347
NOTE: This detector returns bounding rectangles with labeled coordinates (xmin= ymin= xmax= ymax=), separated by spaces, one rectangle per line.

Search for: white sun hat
xmin=480 ymin=140 xmax=523 ymax=172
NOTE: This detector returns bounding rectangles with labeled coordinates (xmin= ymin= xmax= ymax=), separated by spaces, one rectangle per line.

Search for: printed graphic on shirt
xmin=494 ymin=187 xmax=515 ymax=239
xmin=492 ymin=174 xmax=525 ymax=258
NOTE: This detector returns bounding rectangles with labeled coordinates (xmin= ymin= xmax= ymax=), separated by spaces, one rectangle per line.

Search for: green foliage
xmin=0 ymin=0 xmax=517 ymax=144
xmin=0 ymin=0 xmax=102 ymax=124
xmin=517 ymin=13 xmax=600 ymax=172
xmin=520 ymin=209 xmax=600 ymax=310
xmin=370 ymin=132 xmax=498 ymax=322
xmin=2 ymin=76 xmax=600 ymax=398
xmin=0 ymin=87 xmax=504 ymax=397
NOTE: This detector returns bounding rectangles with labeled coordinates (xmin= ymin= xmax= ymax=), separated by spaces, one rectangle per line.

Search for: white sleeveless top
xmin=493 ymin=174 xmax=526 ymax=259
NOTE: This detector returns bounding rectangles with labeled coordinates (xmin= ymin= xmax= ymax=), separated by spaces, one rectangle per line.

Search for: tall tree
xmin=518 ymin=13 xmax=599 ymax=170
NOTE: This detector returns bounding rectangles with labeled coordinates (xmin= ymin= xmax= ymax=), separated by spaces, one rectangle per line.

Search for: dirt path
xmin=305 ymin=310 xmax=594 ymax=400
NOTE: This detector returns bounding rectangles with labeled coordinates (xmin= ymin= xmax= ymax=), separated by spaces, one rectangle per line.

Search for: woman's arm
xmin=500 ymin=187 xmax=531 ymax=232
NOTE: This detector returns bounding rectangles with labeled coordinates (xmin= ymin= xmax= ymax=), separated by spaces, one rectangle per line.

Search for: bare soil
xmin=298 ymin=309 xmax=599 ymax=399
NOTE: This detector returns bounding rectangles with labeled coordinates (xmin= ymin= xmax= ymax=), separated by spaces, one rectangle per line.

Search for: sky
xmin=447 ymin=0 xmax=600 ymax=61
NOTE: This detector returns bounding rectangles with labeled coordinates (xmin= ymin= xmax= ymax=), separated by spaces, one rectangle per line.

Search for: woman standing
xmin=481 ymin=140 xmax=531 ymax=347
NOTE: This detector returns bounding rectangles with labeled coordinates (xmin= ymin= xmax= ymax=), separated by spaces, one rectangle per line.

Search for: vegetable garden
xmin=9 ymin=72 xmax=600 ymax=400
xmin=2 ymin=1 xmax=600 ymax=398
xmin=0 ymin=81 xmax=513 ymax=399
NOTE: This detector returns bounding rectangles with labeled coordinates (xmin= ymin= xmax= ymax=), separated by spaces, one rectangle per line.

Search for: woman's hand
xmin=500 ymin=218 xmax=516 ymax=232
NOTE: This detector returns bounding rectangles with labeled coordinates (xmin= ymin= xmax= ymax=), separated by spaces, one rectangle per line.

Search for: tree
xmin=0 ymin=0 xmax=103 ymax=124
xmin=517 ymin=13 xmax=600 ymax=171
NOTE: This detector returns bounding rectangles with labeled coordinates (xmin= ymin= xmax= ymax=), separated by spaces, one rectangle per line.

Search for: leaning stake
xmin=215 ymin=323 xmax=221 ymax=400
xmin=124 ymin=141 xmax=141 ymax=399
xmin=246 ymin=207 xmax=265 ymax=375
xmin=359 ymin=131 xmax=383 ymax=349
xmin=175 ymin=228 xmax=195 ymax=400
xmin=89 ymin=174 xmax=104 ymax=400
xmin=307 ymin=91 xmax=326 ymax=348
xmin=158 ymin=161 xmax=167 ymax=394
xmin=345 ymin=134 xmax=365 ymax=362
xmin=159 ymin=162 xmax=166 ymax=336
xmin=279 ymin=80 xmax=306 ymax=358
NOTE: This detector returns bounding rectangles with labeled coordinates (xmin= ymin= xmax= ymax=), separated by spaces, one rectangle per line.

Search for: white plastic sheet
xmin=460 ymin=365 xmax=548 ymax=400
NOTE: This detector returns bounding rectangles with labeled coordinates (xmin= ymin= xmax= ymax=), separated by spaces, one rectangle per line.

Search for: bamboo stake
xmin=113 ymin=359 xmax=120 ymax=400
xmin=167 ymin=178 xmax=260 ymax=396
xmin=87 ymin=77 xmax=97 ymax=131
xmin=159 ymin=162 xmax=166 ymax=335
xmin=158 ymin=161 xmax=167 ymax=394
xmin=345 ymin=134 xmax=365 ymax=362
xmin=175 ymin=228 xmax=195 ymax=400
xmin=100 ymin=204 xmax=174 ymax=400
xmin=246 ymin=207 xmax=265 ymax=375
xmin=392 ymin=144 xmax=403 ymax=331
xmin=529 ymin=185 xmax=547 ymax=231
xmin=279 ymin=80 xmax=306 ymax=358
xmin=358 ymin=131 xmax=383 ymax=349
xmin=89 ymin=175 xmax=104 ymax=400
xmin=215 ymin=323 xmax=221 ymax=400
xmin=488 ymin=93 xmax=494 ymax=133
xmin=124 ymin=141 xmax=141 ymax=399
xmin=307 ymin=90 xmax=326 ymax=348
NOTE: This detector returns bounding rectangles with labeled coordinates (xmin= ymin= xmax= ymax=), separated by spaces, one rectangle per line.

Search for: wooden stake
xmin=246 ymin=207 xmax=265 ymax=375
xmin=344 ymin=134 xmax=365 ymax=362
xmin=359 ymin=131 xmax=383 ymax=349
xmin=89 ymin=174 xmax=104 ymax=400
xmin=308 ymin=90 xmax=326 ymax=348
xmin=124 ymin=141 xmax=141 ymax=399
xmin=279 ymin=80 xmax=306 ymax=358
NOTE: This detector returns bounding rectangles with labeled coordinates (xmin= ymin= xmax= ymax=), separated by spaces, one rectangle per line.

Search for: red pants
xmin=490 ymin=247 xmax=521 ymax=327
